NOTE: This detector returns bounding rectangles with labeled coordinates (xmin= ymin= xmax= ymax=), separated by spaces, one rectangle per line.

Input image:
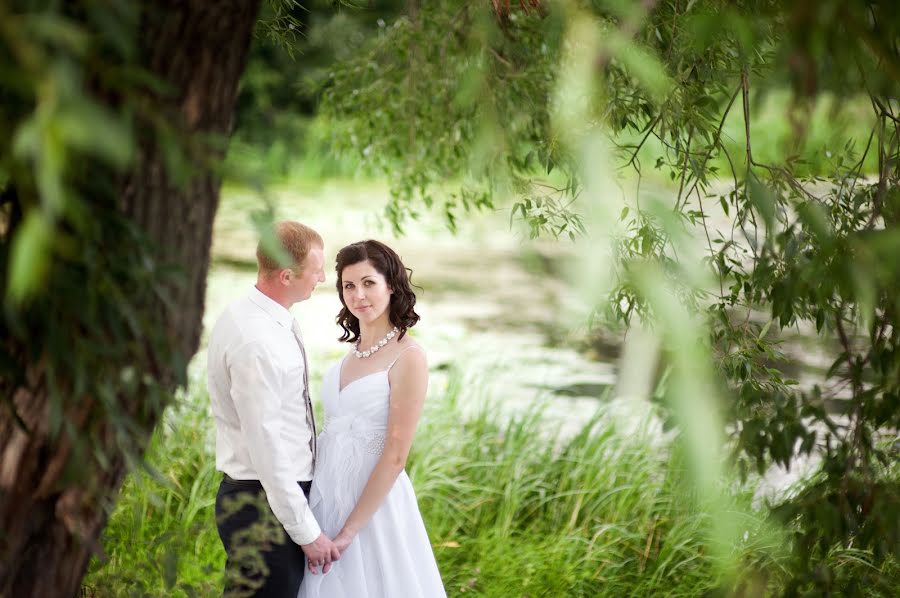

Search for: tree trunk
xmin=0 ymin=2 xmax=261 ymax=596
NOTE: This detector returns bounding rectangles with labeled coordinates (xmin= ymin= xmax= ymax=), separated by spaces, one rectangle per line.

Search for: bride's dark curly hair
xmin=335 ymin=240 xmax=420 ymax=344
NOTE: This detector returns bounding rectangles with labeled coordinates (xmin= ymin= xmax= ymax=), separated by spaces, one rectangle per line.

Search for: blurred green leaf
xmin=747 ymin=177 xmax=776 ymax=230
xmin=603 ymin=31 xmax=674 ymax=102
xmin=58 ymin=99 xmax=134 ymax=168
xmin=23 ymin=14 xmax=91 ymax=55
xmin=251 ymin=206 xmax=291 ymax=268
xmin=7 ymin=211 xmax=52 ymax=303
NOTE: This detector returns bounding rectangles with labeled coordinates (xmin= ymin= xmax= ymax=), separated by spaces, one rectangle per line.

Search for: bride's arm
xmin=334 ymin=347 xmax=428 ymax=549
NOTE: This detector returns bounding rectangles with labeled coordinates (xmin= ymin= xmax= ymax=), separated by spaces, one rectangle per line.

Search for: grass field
xmin=83 ymin=366 xmax=801 ymax=597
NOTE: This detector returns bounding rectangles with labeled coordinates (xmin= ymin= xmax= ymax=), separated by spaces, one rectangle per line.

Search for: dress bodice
xmin=309 ymin=357 xmax=393 ymax=519
xmin=320 ymin=357 xmax=391 ymax=447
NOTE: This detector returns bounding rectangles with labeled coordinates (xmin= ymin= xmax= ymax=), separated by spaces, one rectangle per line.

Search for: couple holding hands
xmin=207 ymin=221 xmax=445 ymax=597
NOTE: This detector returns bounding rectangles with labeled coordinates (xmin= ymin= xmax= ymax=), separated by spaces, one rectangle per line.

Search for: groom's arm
xmin=334 ymin=348 xmax=428 ymax=548
xmin=228 ymin=340 xmax=323 ymax=546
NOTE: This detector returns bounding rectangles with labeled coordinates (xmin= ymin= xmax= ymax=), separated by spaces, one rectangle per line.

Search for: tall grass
xmin=408 ymin=374 xmax=788 ymax=596
xmin=86 ymin=369 xmax=797 ymax=596
xmin=83 ymin=398 xmax=224 ymax=597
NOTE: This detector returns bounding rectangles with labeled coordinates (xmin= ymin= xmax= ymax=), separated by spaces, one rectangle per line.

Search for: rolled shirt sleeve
xmin=228 ymin=340 xmax=322 ymax=545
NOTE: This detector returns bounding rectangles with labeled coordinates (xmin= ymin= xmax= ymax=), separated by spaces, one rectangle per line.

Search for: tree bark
xmin=0 ymin=2 xmax=261 ymax=596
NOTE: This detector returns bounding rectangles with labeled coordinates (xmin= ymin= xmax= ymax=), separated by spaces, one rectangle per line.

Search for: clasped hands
xmin=301 ymin=530 xmax=354 ymax=574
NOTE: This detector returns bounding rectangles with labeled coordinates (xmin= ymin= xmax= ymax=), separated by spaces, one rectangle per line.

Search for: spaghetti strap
xmin=387 ymin=345 xmax=423 ymax=372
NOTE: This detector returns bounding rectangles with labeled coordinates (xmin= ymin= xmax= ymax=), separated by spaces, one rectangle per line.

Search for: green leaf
xmin=604 ymin=32 xmax=674 ymax=102
xmin=58 ymin=98 xmax=134 ymax=168
xmin=7 ymin=212 xmax=53 ymax=304
xmin=747 ymin=178 xmax=776 ymax=230
xmin=757 ymin=319 xmax=772 ymax=341
xmin=797 ymin=201 xmax=832 ymax=240
xmin=23 ymin=14 xmax=91 ymax=55
xmin=251 ymin=207 xmax=291 ymax=268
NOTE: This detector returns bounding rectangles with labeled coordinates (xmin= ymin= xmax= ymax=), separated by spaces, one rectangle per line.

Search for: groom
xmin=208 ymin=220 xmax=339 ymax=596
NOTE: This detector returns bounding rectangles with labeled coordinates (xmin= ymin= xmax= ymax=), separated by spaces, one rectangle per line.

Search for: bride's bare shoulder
xmin=392 ymin=337 xmax=427 ymax=370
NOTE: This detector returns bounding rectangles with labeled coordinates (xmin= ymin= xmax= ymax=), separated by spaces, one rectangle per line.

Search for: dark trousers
xmin=216 ymin=476 xmax=313 ymax=598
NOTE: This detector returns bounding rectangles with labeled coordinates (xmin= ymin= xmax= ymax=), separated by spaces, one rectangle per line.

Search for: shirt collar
xmin=248 ymin=286 xmax=294 ymax=330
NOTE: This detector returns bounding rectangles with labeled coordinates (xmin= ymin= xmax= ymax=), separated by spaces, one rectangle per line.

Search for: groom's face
xmin=289 ymin=245 xmax=326 ymax=303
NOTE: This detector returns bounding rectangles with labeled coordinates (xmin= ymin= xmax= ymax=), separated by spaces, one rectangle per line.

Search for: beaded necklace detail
xmin=354 ymin=327 xmax=399 ymax=358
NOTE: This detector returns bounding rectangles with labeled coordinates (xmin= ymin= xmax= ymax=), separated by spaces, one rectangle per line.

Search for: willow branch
xmin=741 ymin=66 xmax=753 ymax=171
xmin=695 ymin=187 xmax=724 ymax=297
xmin=676 ymin=84 xmax=741 ymax=212
xmin=626 ymin=112 xmax=664 ymax=172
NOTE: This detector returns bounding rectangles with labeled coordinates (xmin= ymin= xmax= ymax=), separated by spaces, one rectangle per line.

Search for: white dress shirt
xmin=207 ymin=286 xmax=321 ymax=545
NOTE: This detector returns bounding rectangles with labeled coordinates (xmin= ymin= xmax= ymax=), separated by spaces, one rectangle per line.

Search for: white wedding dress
xmin=298 ymin=349 xmax=446 ymax=598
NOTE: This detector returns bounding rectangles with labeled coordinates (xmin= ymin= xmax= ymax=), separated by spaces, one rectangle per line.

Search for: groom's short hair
xmin=256 ymin=221 xmax=323 ymax=274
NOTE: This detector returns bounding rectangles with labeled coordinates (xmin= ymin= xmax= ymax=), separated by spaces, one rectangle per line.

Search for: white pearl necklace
xmin=354 ymin=327 xmax=399 ymax=359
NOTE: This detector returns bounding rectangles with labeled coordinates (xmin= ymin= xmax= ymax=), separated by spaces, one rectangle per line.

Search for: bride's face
xmin=340 ymin=260 xmax=393 ymax=324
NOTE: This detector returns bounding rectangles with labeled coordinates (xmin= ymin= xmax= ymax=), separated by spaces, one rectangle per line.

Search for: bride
xmin=298 ymin=239 xmax=446 ymax=598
